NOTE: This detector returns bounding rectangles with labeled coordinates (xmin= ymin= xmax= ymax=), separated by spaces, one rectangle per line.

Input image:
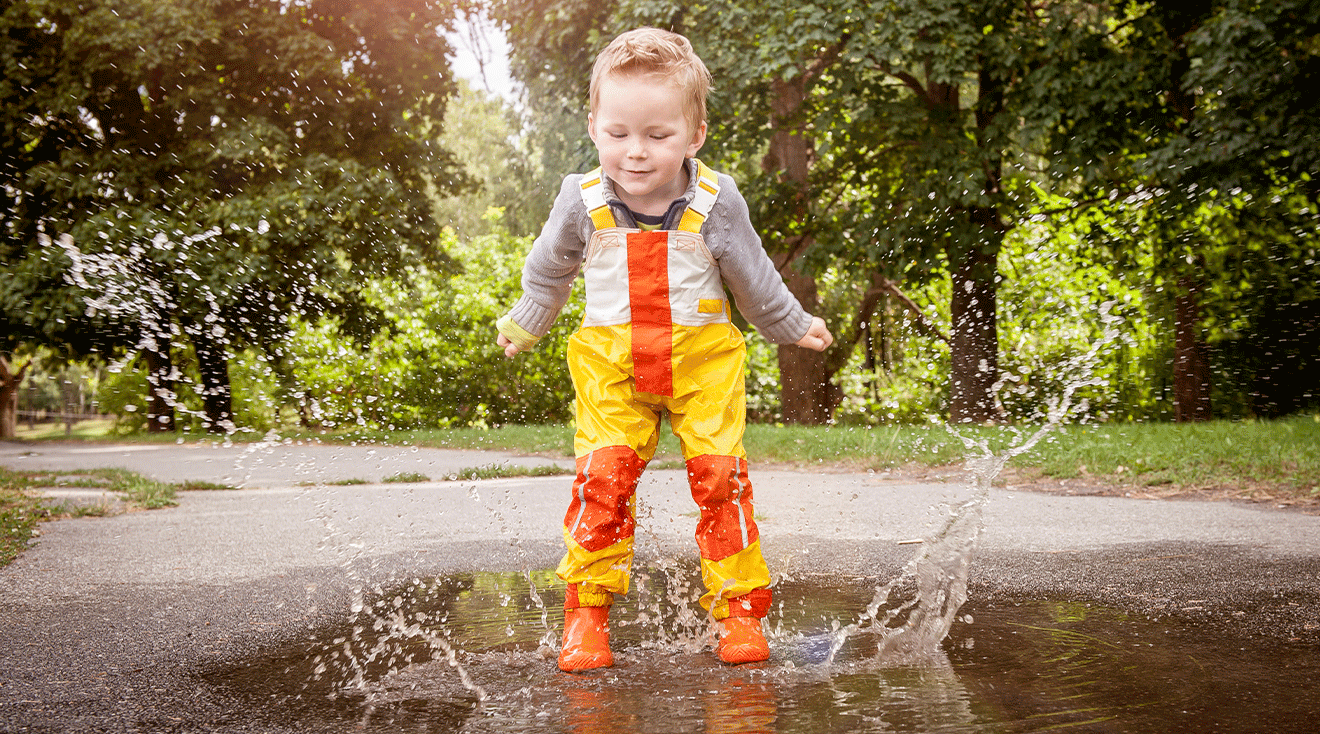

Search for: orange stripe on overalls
xmin=626 ymin=231 xmax=674 ymax=395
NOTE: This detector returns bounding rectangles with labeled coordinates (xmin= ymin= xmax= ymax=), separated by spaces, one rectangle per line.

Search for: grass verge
xmin=0 ymin=467 xmax=206 ymax=568
xmin=442 ymin=464 xmax=572 ymax=481
xmin=12 ymin=415 xmax=1318 ymax=503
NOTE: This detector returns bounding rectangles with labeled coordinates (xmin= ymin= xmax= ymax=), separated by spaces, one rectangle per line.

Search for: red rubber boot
xmin=558 ymin=606 xmax=613 ymax=672
xmin=717 ymin=617 xmax=769 ymax=664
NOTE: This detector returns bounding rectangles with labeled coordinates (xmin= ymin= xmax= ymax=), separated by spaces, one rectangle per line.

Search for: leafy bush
xmin=285 ymin=216 xmax=580 ymax=429
xmin=98 ymin=348 xmax=281 ymax=435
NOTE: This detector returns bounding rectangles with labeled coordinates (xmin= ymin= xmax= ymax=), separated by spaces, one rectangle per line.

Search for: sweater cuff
xmin=505 ymin=295 xmax=561 ymax=340
xmin=496 ymin=315 xmax=540 ymax=351
xmin=758 ymin=311 xmax=814 ymax=345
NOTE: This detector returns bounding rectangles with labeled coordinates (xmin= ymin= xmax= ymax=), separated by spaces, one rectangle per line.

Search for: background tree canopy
xmin=2 ymin=0 xmax=1316 ymax=436
xmin=2 ymin=0 xmax=465 ymax=432
xmin=488 ymin=0 xmax=1319 ymax=424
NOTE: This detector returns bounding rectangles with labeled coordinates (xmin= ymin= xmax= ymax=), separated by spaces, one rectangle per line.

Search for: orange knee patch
xmin=565 ymin=447 xmax=647 ymax=553
xmin=688 ymin=455 xmax=759 ymax=561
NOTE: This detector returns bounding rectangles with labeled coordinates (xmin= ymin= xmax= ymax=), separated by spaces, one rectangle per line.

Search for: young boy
xmin=495 ymin=27 xmax=832 ymax=672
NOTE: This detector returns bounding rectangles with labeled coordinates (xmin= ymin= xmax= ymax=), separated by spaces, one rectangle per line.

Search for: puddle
xmin=208 ymin=568 xmax=1320 ymax=733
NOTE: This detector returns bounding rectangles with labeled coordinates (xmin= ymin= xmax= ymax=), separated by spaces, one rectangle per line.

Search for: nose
xmin=627 ymin=136 xmax=646 ymax=158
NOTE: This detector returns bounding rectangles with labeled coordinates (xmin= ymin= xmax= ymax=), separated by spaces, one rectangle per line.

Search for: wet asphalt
xmin=1 ymin=439 xmax=1318 ymax=732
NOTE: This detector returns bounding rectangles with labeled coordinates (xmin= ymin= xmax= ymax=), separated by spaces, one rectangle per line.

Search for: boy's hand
xmin=497 ymin=333 xmax=522 ymax=358
xmin=795 ymin=317 xmax=833 ymax=352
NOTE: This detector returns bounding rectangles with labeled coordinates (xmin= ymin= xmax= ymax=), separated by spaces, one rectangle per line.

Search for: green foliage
xmin=431 ymin=81 xmax=557 ymax=239
xmin=1025 ymin=416 xmax=1320 ymax=493
xmin=104 ymin=469 xmax=177 ymax=509
xmin=1174 ymin=0 xmax=1320 ymax=190
xmin=98 ymin=347 xmax=282 ymax=434
xmin=1 ymin=469 xmax=46 ymax=568
xmin=283 ymin=218 xmax=580 ymax=429
xmin=10 ymin=349 xmax=105 ymax=415
xmin=2 ymin=0 xmax=467 ymax=430
xmin=444 ymin=463 xmax=572 ymax=480
xmin=382 ymin=472 xmax=431 ymax=484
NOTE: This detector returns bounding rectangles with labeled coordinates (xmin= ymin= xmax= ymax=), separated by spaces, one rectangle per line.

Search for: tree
xmin=1019 ymin=0 xmax=1320 ymax=421
xmin=1 ymin=0 xmax=465 ymax=432
xmin=675 ymin=0 xmax=1102 ymax=423
xmin=490 ymin=0 xmax=1319 ymax=425
xmin=0 ymin=354 xmax=31 ymax=438
xmin=430 ymin=80 xmax=554 ymax=240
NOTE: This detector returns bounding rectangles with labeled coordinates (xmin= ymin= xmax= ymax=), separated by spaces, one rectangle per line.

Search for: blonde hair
xmin=589 ymin=27 xmax=712 ymax=128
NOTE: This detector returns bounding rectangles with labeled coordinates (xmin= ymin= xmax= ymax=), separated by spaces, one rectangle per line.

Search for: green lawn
xmin=9 ymin=414 xmax=1317 ymax=504
xmin=6 ymin=416 xmax=1315 ymax=567
xmin=0 ymin=466 xmax=237 ymax=568
xmin=24 ymin=414 xmax=1315 ymax=495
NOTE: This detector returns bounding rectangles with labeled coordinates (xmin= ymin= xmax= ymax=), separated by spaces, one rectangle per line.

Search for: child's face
xmin=588 ymin=72 xmax=706 ymax=216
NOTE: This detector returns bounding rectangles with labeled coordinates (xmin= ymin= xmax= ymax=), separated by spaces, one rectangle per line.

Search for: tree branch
xmin=824 ymin=279 xmax=888 ymax=376
xmin=802 ymin=35 xmax=850 ymax=86
xmin=0 ymin=356 xmax=33 ymax=388
xmin=875 ymin=276 xmax=949 ymax=344
xmin=866 ymin=54 xmax=929 ymax=102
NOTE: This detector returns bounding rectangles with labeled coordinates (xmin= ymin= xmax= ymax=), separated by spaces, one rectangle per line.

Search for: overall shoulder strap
xmin=578 ymin=167 xmax=617 ymax=230
xmin=676 ymin=160 xmax=721 ymax=234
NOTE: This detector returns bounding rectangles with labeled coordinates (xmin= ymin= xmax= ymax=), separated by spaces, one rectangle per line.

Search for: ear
xmin=686 ymin=119 xmax=707 ymax=158
xmin=587 ymin=112 xmax=598 ymax=145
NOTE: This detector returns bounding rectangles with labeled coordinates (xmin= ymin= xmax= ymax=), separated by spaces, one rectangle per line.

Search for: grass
xmin=382 ymin=471 xmax=431 ymax=483
xmin=1 ymin=475 xmax=44 ymax=568
xmin=1018 ymin=417 xmax=1320 ymax=496
xmin=101 ymin=468 xmax=179 ymax=510
xmin=174 ymin=479 xmax=239 ymax=491
xmin=0 ymin=466 xmax=204 ymax=567
xmin=441 ymin=464 xmax=572 ymax=481
xmin=10 ymin=414 xmax=1318 ymax=502
xmin=12 ymin=418 xmax=117 ymax=441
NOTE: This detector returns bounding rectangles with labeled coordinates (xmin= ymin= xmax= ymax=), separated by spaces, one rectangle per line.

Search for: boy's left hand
xmin=497 ymin=333 xmax=522 ymax=358
xmin=795 ymin=317 xmax=833 ymax=352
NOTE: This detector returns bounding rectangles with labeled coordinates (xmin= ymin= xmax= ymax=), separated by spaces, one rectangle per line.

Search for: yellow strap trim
xmin=677 ymin=209 xmax=707 ymax=233
xmin=580 ymin=167 xmax=616 ymax=229
xmin=589 ymin=206 xmax=616 ymax=230
xmin=678 ymin=159 xmax=720 ymax=233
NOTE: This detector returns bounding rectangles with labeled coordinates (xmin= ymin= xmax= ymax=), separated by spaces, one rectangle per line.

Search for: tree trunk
xmin=948 ymin=245 xmax=1002 ymax=423
xmin=191 ymin=328 xmax=234 ymax=433
xmin=0 ymin=356 xmax=32 ymax=439
xmin=765 ymin=73 xmax=838 ymax=424
xmin=776 ymin=269 xmax=838 ymax=424
xmin=143 ymin=344 xmax=176 ymax=433
xmin=270 ymin=352 xmax=314 ymax=429
xmin=1173 ymin=276 xmax=1213 ymax=422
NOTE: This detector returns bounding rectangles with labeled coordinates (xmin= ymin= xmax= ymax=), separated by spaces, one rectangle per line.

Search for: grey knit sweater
xmin=500 ymin=159 xmax=813 ymax=347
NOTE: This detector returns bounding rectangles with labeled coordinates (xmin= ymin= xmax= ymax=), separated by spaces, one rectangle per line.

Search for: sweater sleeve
xmin=498 ymin=175 xmax=591 ymax=346
xmin=704 ymin=175 xmax=814 ymax=345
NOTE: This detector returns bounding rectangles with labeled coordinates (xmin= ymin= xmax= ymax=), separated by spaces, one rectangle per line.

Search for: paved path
xmin=2 ymin=440 xmax=1318 ymax=732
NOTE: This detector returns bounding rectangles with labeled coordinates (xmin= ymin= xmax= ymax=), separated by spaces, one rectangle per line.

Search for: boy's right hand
xmin=795 ymin=316 xmax=834 ymax=352
xmin=497 ymin=333 xmax=522 ymax=358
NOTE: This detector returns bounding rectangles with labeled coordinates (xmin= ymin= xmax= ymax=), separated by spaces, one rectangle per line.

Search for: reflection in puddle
xmin=208 ymin=568 xmax=1320 ymax=733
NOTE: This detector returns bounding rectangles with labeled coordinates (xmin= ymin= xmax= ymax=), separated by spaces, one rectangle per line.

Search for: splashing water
xmin=827 ymin=305 xmax=1122 ymax=664
xmin=229 ymin=305 xmax=1125 ymax=713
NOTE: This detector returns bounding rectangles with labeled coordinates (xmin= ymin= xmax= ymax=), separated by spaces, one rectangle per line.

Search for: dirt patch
xmin=757 ymin=459 xmax=1320 ymax=516
xmin=997 ymin=465 xmax=1320 ymax=515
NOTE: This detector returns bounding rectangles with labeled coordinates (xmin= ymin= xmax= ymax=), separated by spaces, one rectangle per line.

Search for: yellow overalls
xmin=557 ymin=161 xmax=773 ymax=621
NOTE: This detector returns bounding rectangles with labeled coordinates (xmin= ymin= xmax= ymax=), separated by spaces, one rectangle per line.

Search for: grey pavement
xmin=1 ymin=440 xmax=1318 ymax=732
